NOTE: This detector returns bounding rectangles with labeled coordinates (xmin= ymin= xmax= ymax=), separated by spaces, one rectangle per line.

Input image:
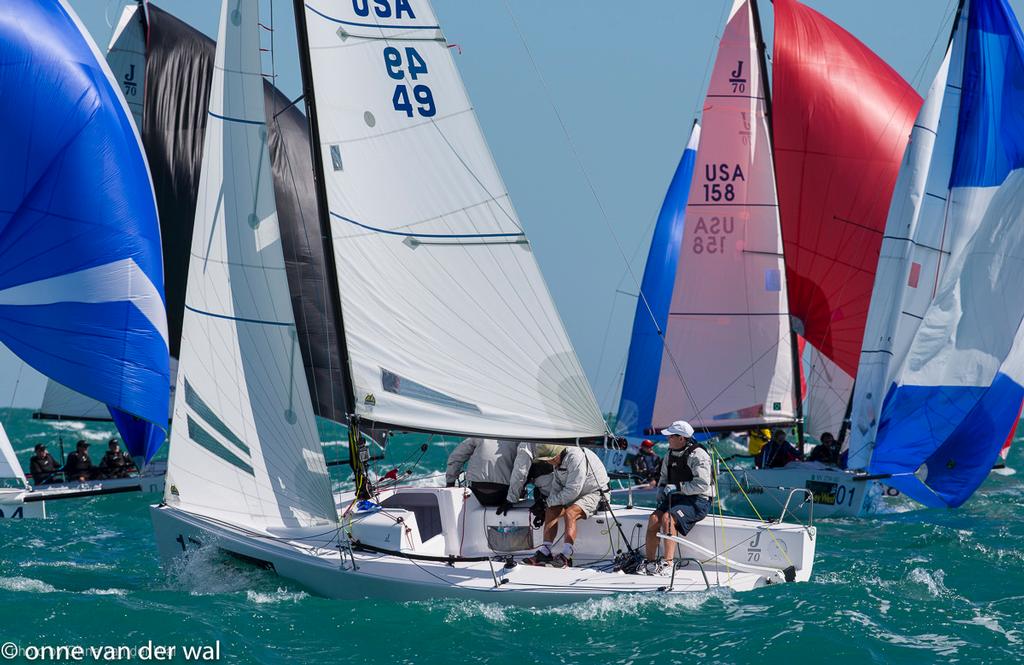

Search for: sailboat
xmin=849 ymin=0 xmax=1024 ymax=509
xmin=616 ymin=0 xmax=921 ymax=519
xmin=0 ymin=0 xmax=169 ymax=518
xmin=0 ymin=424 xmax=42 ymax=519
xmin=151 ymin=0 xmax=816 ymax=601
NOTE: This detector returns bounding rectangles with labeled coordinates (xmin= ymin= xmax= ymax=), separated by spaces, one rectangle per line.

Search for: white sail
xmin=803 ymin=341 xmax=853 ymax=439
xmin=299 ymin=0 xmax=605 ymax=440
xmin=0 ymin=422 xmax=26 ymax=486
xmin=651 ymin=0 xmax=795 ymax=431
xmin=106 ymin=4 xmax=145 ymax=132
xmin=164 ymin=0 xmax=335 ymax=529
xmin=846 ymin=20 xmax=962 ymax=469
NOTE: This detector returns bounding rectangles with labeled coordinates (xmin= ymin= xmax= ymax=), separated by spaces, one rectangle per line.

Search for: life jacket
xmin=665 ymin=441 xmax=706 ymax=486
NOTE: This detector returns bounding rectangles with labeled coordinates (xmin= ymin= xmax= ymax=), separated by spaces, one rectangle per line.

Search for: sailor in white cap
xmin=636 ymin=420 xmax=713 ymax=575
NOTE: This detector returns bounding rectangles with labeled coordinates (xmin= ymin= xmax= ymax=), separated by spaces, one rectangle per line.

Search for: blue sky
xmin=2 ymin=0 xmax=1017 ymax=413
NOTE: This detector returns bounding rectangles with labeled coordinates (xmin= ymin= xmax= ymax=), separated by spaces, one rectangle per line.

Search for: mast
xmin=751 ymin=0 xmax=805 ymax=447
xmin=290 ymin=0 xmax=355 ymax=417
xmin=290 ymin=1 xmax=366 ymax=487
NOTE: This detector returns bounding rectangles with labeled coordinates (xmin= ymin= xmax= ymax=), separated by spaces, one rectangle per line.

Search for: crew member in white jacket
xmin=518 ymin=444 xmax=609 ymax=568
xmin=444 ymin=438 xmax=518 ymax=507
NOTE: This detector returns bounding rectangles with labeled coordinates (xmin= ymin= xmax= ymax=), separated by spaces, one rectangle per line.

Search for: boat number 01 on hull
xmin=384 ymin=47 xmax=435 ymax=118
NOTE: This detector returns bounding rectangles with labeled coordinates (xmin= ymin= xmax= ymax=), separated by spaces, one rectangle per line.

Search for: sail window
xmin=764 ymin=268 xmax=782 ymax=292
xmin=907 ymin=262 xmax=921 ymax=288
xmin=330 ymin=145 xmax=343 ymax=171
xmin=380 ymin=368 xmax=481 ymax=414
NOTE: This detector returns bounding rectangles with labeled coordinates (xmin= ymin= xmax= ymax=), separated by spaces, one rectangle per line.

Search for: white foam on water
xmin=0 ymin=576 xmax=57 ymax=593
xmin=166 ymin=538 xmax=272 ymax=596
xmin=47 ymin=421 xmax=86 ymax=432
xmin=246 ymin=589 xmax=309 ymax=605
xmin=84 ymin=588 xmax=127 ymax=596
xmin=907 ymin=567 xmax=949 ymax=598
xmin=955 ymin=614 xmax=1021 ymax=645
xmin=20 ymin=560 xmax=114 ymax=571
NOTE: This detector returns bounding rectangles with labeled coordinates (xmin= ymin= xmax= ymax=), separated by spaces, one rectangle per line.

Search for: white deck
xmin=152 ymin=486 xmax=816 ymax=605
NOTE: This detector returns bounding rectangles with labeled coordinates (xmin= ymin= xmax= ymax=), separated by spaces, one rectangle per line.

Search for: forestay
xmin=300 ymin=0 xmax=605 ymax=439
xmin=0 ymin=0 xmax=169 ymax=460
xmin=615 ymin=123 xmax=700 ymax=437
xmin=649 ymin=0 xmax=795 ymax=432
xmin=165 ymin=0 xmax=335 ymax=528
xmin=772 ymin=0 xmax=922 ymax=429
xmin=870 ymin=0 xmax=1024 ymax=508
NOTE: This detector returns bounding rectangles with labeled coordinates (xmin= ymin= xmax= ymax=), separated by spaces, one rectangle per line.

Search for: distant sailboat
xmin=151 ymin=0 xmax=816 ymax=600
xmin=0 ymin=0 xmax=169 ymax=518
xmin=617 ymin=0 xmax=920 ymax=518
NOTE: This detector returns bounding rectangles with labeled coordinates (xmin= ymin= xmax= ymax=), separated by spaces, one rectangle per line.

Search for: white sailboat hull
xmin=152 ymin=487 xmax=815 ymax=604
xmin=0 ymin=488 xmax=44 ymax=519
xmin=716 ymin=463 xmax=899 ymax=519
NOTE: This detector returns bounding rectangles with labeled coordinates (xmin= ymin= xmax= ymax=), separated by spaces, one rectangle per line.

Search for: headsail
xmin=0 ymin=423 xmax=27 ymax=488
xmin=869 ymin=0 xmax=1024 ymax=508
xmin=0 ymin=0 xmax=169 ymax=460
xmin=641 ymin=0 xmax=795 ymax=433
xmin=298 ymin=0 xmax=606 ymax=440
xmin=616 ymin=123 xmax=700 ymax=437
xmin=772 ymin=0 xmax=922 ymax=433
xmin=164 ymin=0 xmax=335 ymax=528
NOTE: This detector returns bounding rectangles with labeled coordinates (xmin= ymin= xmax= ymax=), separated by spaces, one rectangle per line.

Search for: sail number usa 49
xmin=384 ymin=47 xmax=436 ymax=117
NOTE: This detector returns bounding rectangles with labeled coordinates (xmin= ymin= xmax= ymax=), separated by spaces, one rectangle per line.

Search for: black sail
xmin=140 ymin=4 xmax=348 ymax=422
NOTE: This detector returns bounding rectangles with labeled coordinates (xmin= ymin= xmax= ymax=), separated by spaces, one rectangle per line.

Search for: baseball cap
xmin=641 ymin=439 xmax=655 ymax=448
xmin=661 ymin=420 xmax=695 ymax=438
xmin=534 ymin=444 xmax=566 ymax=461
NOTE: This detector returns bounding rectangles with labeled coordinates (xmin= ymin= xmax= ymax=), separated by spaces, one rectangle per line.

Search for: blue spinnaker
xmin=0 ymin=0 xmax=169 ymax=460
xmin=870 ymin=0 xmax=1024 ymax=508
xmin=615 ymin=123 xmax=700 ymax=437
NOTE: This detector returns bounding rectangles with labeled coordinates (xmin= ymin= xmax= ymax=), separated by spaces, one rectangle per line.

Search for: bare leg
xmin=542 ymin=505 xmax=564 ymax=544
xmin=562 ymin=505 xmax=585 ymax=546
xmin=645 ymin=513 xmax=662 ymax=560
xmin=660 ymin=512 xmax=677 ymax=562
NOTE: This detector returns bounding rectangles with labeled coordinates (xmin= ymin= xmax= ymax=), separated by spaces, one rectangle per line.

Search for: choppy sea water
xmin=0 ymin=407 xmax=1021 ymax=664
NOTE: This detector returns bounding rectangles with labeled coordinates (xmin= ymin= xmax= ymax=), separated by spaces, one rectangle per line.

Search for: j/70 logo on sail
xmin=353 ymin=0 xmax=416 ymax=19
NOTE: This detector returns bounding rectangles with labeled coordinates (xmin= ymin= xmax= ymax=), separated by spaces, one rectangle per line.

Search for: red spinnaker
xmin=772 ymin=0 xmax=922 ymax=377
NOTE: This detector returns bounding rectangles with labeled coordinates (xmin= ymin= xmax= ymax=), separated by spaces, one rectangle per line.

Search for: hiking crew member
xmin=29 ymin=444 xmax=59 ymax=485
xmin=444 ymin=437 xmax=517 ymax=507
xmin=808 ymin=432 xmax=841 ymax=466
xmin=63 ymin=440 xmax=93 ymax=482
xmin=519 ymin=444 xmax=610 ymax=568
xmin=98 ymin=439 xmax=137 ymax=479
xmin=500 ymin=441 xmax=556 ymax=509
xmin=630 ymin=439 xmax=661 ymax=482
xmin=638 ymin=420 xmax=713 ymax=576
xmin=755 ymin=429 xmax=803 ymax=469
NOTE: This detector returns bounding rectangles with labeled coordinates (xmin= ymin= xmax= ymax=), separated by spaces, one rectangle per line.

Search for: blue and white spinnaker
xmin=869 ymin=0 xmax=1024 ymax=508
xmin=0 ymin=0 xmax=169 ymax=460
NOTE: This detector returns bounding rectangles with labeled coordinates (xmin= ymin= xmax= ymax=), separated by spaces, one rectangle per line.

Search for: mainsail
xmin=0 ymin=0 xmax=169 ymax=460
xmin=772 ymin=0 xmax=922 ymax=439
xmin=869 ymin=0 xmax=1024 ymax=508
xmin=298 ymin=0 xmax=606 ymax=440
xmin=165 ymin=0 xmax=335 ymax=528
xmin=847 ymin=19 xmax=963 ymax=469
xmin=620 ymin=0 xmax=795 ymax=434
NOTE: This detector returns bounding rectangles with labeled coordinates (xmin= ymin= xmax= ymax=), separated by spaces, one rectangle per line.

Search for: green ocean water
xmin=0 ymin=407 xmax=1021 ymax=664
